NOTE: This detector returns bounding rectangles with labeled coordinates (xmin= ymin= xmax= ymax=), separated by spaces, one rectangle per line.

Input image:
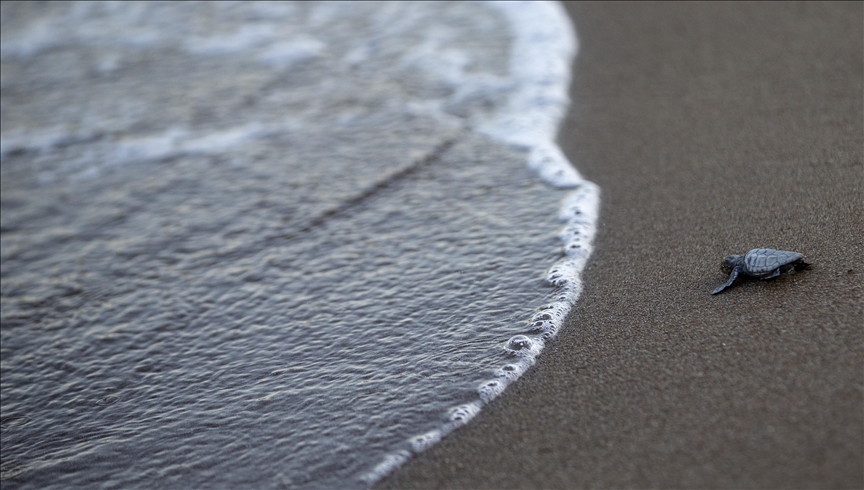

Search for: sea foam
xmin=1 ymin=2 xmax=598 ymax=487
xmin=362 ymin=1 xmax=599 ymax=485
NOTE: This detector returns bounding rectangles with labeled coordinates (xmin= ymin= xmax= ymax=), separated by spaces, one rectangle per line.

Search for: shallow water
xmin=1 ymin=2 xmax=594 ymax=488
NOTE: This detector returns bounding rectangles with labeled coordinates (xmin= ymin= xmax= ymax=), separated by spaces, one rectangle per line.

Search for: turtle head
xmin=722 ymin=254 xmax=743 ymax=271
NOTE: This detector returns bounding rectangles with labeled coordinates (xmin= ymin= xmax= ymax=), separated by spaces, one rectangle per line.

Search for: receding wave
xmin=0 ymin=2 xmax=598 ymax=489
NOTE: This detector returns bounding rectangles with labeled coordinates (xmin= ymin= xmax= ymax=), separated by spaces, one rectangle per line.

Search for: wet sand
xmin=381 ymin=2 xmax=863 ymax=489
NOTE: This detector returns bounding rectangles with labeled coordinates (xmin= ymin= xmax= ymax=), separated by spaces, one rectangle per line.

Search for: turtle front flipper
xmin=712 ymin=266 xmax=743 ymax=295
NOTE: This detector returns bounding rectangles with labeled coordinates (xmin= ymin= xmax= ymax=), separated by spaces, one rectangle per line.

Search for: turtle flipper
xmin=712 ymin=266 xmax=742 ymax=295
xmin=760 ymin=268 xmax=782 ymax=280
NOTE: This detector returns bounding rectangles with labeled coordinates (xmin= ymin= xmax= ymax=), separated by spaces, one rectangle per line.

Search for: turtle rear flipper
xmin=760 ymin=268 xmax=782 ymax=280
xmin=712 ymin=266 xmax=743 ymax=294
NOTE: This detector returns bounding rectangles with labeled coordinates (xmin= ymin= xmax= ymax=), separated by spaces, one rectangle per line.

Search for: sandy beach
xmin=381 ymin=2 xmax=863 ymax=489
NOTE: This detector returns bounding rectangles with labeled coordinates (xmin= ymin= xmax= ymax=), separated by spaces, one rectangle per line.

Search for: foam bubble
xmin=494 ymin=362 xmax=528 ymax=382
xmin=445 ymin=402 xmax=481 ymax=428
xmin=559 ymin=181 xmax=601 ymax=221
xmin=505 ymin=334 xmax=544 ymax=363
xmin=506 ymin=334 xmax=534 ymax=351
xmin=528 ymin=318 xmax=559 ymax=339
xmin=409 ymin=430 xmax=442 ymax=453
xmin=477 ymin=379 xmax=506 ymax=403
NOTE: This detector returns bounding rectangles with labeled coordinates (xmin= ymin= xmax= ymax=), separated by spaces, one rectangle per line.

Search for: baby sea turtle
xmin=712 ymin=248 xmax=809 ymax=295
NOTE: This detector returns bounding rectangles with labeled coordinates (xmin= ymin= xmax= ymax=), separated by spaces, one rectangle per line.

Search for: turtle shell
xmin=744 ymin=248 xmax=803 ymax=274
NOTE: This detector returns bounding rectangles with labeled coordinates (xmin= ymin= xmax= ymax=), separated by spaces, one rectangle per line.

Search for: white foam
xmin=359 ymin=450 xmax=411 ymax=485
xmin=0 ymin=18 xmax=63 ymax=60
xmin=2 ymin=3 xmax=598 ymax=485
xmin=364 ymin=2 xmax=601 ymax=485
xmin=0 ymin=4 xmax=320 ymax=71
xmin=480 ymin=1 xmax=581 ymax=189
xmin=0 ymin=127 xmax=98 ymax=162
xmin=445 ymin=402 xmax=481 ymax=429
xmin=3 ymin=121 xmax=297 ymax=183
xmin=256 ymin=39 xmax=325 ymax=68
xmin=183 ymin=24 xmax=277 ymax=56
xmin=477 ymin=379 xmax=506 ymax=403
xmin=408 ymin=430 xmax=442 ymax=453
xmin=494 ymin=362 xmax=527 ymax=382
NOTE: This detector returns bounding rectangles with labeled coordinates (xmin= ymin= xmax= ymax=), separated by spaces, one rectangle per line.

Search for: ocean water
xmin=0 ymin=2 xmax=598 ymax=488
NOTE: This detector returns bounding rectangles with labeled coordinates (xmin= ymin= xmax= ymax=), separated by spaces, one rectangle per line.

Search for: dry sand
xmin=381 ymin=2 xmax=863 ymax=488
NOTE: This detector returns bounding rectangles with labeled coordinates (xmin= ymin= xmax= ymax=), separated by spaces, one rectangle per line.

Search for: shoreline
xmin=380 ymin=2 xmax=863 ymax=488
